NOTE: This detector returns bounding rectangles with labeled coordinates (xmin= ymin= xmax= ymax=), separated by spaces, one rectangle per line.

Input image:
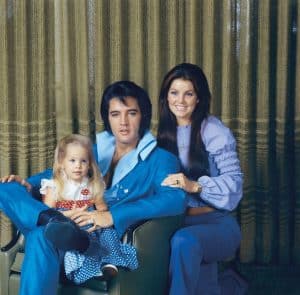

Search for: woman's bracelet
xmin=193 ymin=182 xmax=202 ymax=193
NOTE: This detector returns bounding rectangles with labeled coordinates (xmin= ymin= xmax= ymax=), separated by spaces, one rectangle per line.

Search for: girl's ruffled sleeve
xmin=198 ymin=118 xmax=243 ymax=211
xmin=39 ymin=179 xmax=57 ymax=199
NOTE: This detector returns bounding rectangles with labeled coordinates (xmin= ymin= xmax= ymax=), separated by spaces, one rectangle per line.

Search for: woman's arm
xmin=162 ymin=139 xmax=243 ymax=213
xmin=162 ymin=118 xmax=243 ymax=211
xmin=198 ymin=119 xmax=243 ymax=211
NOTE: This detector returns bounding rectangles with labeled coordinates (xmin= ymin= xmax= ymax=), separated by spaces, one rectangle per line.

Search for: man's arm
xmin=112 ymin=187 xmax=186 ymax=237
xmin=26 ymin=169 xmax=53 ymax=190
xmin=0 ymin=169 xmax=52 ymax=195
xmin=111 ymin=150 xmax=187 ymax=237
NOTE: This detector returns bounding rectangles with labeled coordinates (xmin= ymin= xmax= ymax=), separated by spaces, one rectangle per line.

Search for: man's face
xmin=108 ymin=96 xmax=142 ymax=149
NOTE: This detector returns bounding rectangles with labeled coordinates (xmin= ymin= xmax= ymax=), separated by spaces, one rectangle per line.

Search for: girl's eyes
xmin=69 ymin=159 xmax=88 ymax=163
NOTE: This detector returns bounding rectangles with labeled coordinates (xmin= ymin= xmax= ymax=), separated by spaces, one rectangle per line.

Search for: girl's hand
xmin=70 ymin=209 xmax=113 ymax=232
xmin=0 ymin=174 xmax=32 ymax=192
xmin=161 ymin=172 xmax=201 ymax=193
xmin=95 ymin=201 xmax=108 ymax=212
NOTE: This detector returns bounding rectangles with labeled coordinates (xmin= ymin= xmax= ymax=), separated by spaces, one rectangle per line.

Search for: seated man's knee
xmin=25 ymin=227 xmax=54 ymax=253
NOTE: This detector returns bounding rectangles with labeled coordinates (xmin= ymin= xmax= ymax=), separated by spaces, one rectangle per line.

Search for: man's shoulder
xmin=148 ymin=146 xmax=178 ymax=162
xmin=142 ymin=146 xmax=180 ymax=174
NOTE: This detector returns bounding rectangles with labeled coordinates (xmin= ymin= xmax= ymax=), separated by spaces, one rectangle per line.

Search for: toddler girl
xmin=40 ymin=134 xmax=138 ymax=284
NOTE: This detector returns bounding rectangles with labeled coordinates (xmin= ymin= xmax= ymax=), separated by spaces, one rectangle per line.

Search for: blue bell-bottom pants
xmin=0 ymin=170 xmax=61 ymax=295
xmin=169 ymin=210 xmax=241 ymax=295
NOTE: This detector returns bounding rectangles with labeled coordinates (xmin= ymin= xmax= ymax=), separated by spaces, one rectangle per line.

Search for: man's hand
xmin=70 ymin=209 xmax=114 ymax=232
xmin=1 ymin=174 xmax=32 ymax=192
xmin=61 ymin=204 xmax=88 ymax=218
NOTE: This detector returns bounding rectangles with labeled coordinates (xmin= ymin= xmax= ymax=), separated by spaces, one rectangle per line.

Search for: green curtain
xmin=0 ymin=0 xmax=299 ymax=266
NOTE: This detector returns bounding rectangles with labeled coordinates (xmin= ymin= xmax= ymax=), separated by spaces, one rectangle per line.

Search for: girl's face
xmin=61 ymin=143 xmax=90 ymax=183
xmin=167 ymin=78 xmax=198 ymax=126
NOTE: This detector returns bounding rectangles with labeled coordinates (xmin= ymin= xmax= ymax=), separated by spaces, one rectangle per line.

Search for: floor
xmin=234 ymin=263 xmax=300 ymax=295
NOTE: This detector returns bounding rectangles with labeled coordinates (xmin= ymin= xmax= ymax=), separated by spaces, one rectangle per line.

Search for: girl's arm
xmin=94 ymin=195 xmax=108 ymax=212
xmin=42 ymin=187 xmax=57 ymax=208
xmin=42 ymin=188 xmax=78 ymax=218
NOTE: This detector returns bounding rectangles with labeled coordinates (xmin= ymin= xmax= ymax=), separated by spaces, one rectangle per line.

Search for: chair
xmin=0 ymin=215 xmax=183 ymax=295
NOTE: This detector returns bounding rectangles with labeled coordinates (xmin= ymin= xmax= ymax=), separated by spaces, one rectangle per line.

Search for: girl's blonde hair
xmin=53 ymin=134 xmax=105 ymax=201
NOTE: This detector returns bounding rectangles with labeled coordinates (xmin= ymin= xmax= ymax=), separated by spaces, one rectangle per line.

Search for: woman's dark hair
xmin=157 ymin=63 xmax=211 ymax=179
xmin=100 ymin=80 xmax=152 ymax=137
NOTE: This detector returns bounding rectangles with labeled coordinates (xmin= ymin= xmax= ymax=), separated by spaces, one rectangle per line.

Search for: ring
xmin=88 ymin=219 xmax=94 ymax=224
xmin=176 ymin=179 xmax=179 ymax=185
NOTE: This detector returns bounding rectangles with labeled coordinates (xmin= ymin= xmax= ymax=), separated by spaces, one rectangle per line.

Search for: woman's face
xmin=167 ymin=78 xmax=198 ymax=126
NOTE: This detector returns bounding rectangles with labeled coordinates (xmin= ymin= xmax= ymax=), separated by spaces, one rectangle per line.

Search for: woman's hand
xmin=70 ymin=209 xmax=113 ymax=232
xmin=0 ymin=174 xmax=32 ymax=192
xmin=161 ymin=172 xmax=201 ymax=194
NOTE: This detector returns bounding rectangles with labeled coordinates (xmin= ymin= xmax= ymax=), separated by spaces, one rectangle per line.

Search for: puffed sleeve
xmin=39 ymin=179 xmax=57 ymax=200
xmin=198 ymin=117 xmax=243 ymax=211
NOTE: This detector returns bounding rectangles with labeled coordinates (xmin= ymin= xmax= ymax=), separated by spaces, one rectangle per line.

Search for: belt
xmin=186 ymin=206 xmax=215 ymax=216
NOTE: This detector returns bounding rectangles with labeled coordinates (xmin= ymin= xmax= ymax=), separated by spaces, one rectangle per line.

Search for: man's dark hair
xmin=100 ymin=80 xmax=152 ymax=137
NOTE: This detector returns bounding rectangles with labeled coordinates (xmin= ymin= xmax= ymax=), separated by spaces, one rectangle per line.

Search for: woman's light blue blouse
xmin=177 ymin=115 xmax=243 ymax=211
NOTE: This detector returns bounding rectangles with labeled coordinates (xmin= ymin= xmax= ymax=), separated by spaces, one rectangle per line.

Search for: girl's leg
xmin=20 ymin=227 xmax=61 ymax=295
xmin=169 ymin=213 xmax=241 ymax=295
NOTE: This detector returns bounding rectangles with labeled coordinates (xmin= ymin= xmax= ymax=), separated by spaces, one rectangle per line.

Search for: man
xmin=0 ymin=80 xmax=186 ymax=295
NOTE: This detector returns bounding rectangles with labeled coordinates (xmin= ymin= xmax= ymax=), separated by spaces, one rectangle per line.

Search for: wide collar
xmin=96 ymin=130 xmax=157 ymax=186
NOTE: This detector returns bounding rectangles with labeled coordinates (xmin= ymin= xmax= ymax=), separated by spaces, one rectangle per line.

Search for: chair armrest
xmin=1 ymin=230 xmax=22 ymax=252
xmin=0 ymin=230 xmax=24 ymax=267
xmin=0 ymin=232 xmax=25 ymax=295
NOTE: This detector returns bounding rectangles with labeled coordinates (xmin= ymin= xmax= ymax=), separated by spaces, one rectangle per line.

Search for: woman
xmin=158 ymin=63 xmax=243 ymax=295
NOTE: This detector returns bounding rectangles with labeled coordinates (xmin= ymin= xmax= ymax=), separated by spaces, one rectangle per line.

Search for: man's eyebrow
xmin=109 ymin=108 xmax=139 ymax=113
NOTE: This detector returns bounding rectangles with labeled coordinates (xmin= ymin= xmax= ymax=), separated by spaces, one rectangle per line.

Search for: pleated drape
xmin=0 ymin=0 xmax=299 ymax=265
